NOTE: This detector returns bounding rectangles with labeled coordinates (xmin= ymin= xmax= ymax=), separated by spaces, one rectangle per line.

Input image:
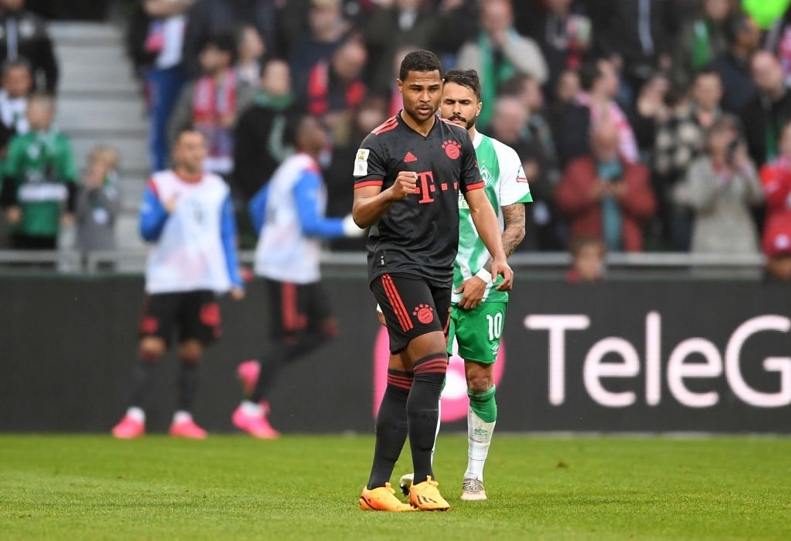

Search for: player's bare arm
xmin=456 ymin=203 xmax=525 ymax=309
xmin=463 ymin=188 xmax=513 ymax=291
xmin=352 ymin=171 xmax=417 ymax=228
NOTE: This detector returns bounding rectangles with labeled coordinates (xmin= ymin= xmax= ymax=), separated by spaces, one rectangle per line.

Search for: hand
xmin=491 ymin=258 xmax=513 ymax=291
xmin=61 ymin=213 xmax=74 ymax=227
xmin=608 ymin=182 xmax=627 ymax=200
xmin=733 ymin=146 xmax=751 ymax=170
xmin=164 ymin=197 xmax=177 ymax=213
xmin=455 ymin=275 xmax=487 ymax=310
xmin=230 ymin=287 xmax=245 ymax=301
xmin=590 ymin=181 xmax=608 ymax=200
xmin=6 ymin=205 xmax=21 ymax=224
xmin=390 ymin=171 xmax=417 ymax=200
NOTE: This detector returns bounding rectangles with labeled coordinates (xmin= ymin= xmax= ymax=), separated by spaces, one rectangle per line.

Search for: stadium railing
xmin=0 ymin=249 xmax=767 ymax=281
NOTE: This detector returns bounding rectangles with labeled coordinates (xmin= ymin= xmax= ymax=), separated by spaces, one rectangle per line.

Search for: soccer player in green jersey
xmin=441 ymin=69 xmax=532 ymax=500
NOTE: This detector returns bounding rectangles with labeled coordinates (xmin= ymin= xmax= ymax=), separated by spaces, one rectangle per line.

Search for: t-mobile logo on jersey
xmin=372 ymin=328 xmax=506 ymax=421
xmin=414 ymin=171 xmax=458 ymax=204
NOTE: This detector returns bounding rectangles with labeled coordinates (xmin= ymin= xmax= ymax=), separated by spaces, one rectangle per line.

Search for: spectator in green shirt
xmin=0 ymin=93 xmax=76 ymax=250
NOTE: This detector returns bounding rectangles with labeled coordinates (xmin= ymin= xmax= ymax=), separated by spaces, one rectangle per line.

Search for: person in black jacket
xmin=740 ymin=51 xmax=791 ymax=170
xmin=0 ymin=0 xmax=58 ymax=94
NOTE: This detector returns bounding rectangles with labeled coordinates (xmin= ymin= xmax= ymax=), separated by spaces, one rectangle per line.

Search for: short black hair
xmin=725 ymin=13 xmax=752 ymax=46
xmin=399 ymin=50 xmax=443 ymax=82
xmin=204 ymin=30 xmax=238 ymax=65
xmin=1 ymin=58 xmax=31 ymax=77
xmin=443 ymin=69 xmax=482 ymax=100
xmin=579 ymin=60 xmax=603 ymax=92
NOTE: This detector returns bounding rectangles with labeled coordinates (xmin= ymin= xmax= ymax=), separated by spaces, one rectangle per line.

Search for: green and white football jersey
xmin=453 ymin=131 xmax=533 ymax=304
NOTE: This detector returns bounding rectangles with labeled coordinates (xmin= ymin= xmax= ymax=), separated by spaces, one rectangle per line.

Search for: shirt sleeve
xmin=459 ymin=132 xmax=483 ymax=193
xmin=353 ymin=133 xmax=387 ymax=189
xmin=139 ymin=180 xmax=170 ymax=242
xmin=293 ymin=169 xmax=346 ymax=238
xmin=220 ymin=195 xmax=243 ymax=289
xmin=248 ymin=183 xmax=270 ymax=236
xmin=497 ymin=144 xmax=533 ymax=206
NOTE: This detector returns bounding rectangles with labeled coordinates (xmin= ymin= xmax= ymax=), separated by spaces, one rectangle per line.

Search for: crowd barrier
xmin=1 ymin=273 xmax=788 ymax=434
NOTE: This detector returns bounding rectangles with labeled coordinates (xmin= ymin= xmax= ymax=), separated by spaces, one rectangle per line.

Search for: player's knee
xmin=467 ymin=373 xmax=493 ymax=394
xmin=139 ymin=337 xmax=166 ymax=360
xmin=178 ymin=340 xmax=203 ymax=363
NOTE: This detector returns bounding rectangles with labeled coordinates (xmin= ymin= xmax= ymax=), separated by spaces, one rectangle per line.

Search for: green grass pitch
xmin=1 ymin=434 xmax=790 ymax=540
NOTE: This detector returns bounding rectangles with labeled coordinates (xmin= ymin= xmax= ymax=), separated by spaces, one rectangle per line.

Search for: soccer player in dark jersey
xmin=353 ymin=50 xmax=514 ymax=512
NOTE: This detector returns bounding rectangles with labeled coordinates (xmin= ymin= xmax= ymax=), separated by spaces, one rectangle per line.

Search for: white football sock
xmin=173 ymin=411 xmax=192 ymax=424
xmin=126 ymin=407 xmax=145 ymax=423
xmin=241 ymin=400 xmax=263 ymax=417
xmin=464 ymin=408 xmax=496 ymax=482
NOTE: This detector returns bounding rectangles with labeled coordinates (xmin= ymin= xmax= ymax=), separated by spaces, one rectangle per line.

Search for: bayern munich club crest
xmin=443 ymin=140 xmax=461 ymax=160
xmin=413 ymin=304 xmax=434 ymax=324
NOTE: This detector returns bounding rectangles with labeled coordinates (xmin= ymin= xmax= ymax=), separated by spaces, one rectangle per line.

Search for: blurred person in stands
xmin=232 ymin=116 xmax=364 ymax=439
xmin=686 ymin=115 xmax=763 ymax=255
xmin=552 ymin=58 xmax=638 ymax=166
xmin=287 ymin=0 xmax=350 ymax=91
xmin=383 ymin=45 xmax=417 ymax=118
xmin=429 ymin=0 xmax=480 ymax=65
xmin=710 ymin=12 xmax=762 ymax=114
xmin=587 ymin=0 xmax=676 ymax=109
xmin=456 ymin=0 xmax=548 ymax=128
xmin=133 ymin=0 xmax=193 ymax=173
xmin=566 ymin=236 xmax=606 ymax=283
xmin=233 ymin=58 xmax=295 ymax=247
xmin=500 ymin=73 xmax=564 ymax=250
xmin=168 ymin=32 xmax=253 ymax=178
xmin=323 ymin=96 xmax=387 ymax=252
xmin=0 ymin=58 xmax=31 ymax=141
xmin=766 ymin=3 xmax=791 ymax=85
xmin=0 ymin=93 xmax=75 ymax=250
xmin=363 ymin=0 xmax=434 ymax=98
xmin=0 ymin=0 xmax=58 ymax=93
xmin=302 ymin=33 xmax=367 ymax=143
xmin=181 ymin=0 xmax=276 ymax=79
xmin=654 ymin=68 xmax=724 ymax=251
xmin=740 ymin=51 xmax=791 ymax=170
xmin=759 ymin=120 xmax=791 ymax=257
xmin=671 ymin=0 xmax=735 ymax=91
xmin=763 ymin=226 xmax=791 ymax=282
xmin=74 ymin=146 xmax=120 ymax=269
xmin=556 ymin=120 xmax=656 ymax=252
xmin=236 ymin=24 xmax=265 ymax=86
xmin=524 ymin=0 xmax=592 ymax=96
xmin=112 ymin=129 xmax=244 ymax=440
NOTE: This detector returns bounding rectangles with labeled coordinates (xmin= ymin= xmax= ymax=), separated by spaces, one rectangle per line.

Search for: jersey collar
xmin=472 ymin=129 xmax=483 ymax=149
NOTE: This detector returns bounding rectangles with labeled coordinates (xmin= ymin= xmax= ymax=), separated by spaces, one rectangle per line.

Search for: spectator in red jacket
xmin=555 ymin=120 xmax=656 ymax=252
xmin=759 ymin=120 xmax=791 ymax=251
xmin=763 ymin=224 xmax=791 ymax=282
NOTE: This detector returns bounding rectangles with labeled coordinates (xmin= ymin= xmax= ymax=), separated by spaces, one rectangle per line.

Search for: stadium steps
xmin=51 ymin=21 xmax=149 ymax=252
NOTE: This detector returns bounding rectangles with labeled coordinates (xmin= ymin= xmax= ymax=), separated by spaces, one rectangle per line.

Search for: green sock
xmin=468 ymin=385 xmax=497 ymax=423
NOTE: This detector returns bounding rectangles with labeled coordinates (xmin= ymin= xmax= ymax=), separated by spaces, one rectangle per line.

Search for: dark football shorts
xmin=371 ymin=273 xmax=451 ymax=354
xmin=264 ymin=278 xmax=335 ymax=340
xmin=138 ymin=290 xmax=221 ymax=346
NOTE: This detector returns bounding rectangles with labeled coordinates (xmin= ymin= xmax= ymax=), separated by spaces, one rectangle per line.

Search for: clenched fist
xmin=390 ymin=171 xmax=418 ymax=200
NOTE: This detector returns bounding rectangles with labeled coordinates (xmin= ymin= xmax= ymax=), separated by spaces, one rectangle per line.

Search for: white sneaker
xmin=461 ymin=477 xmax=487 ymax=501
xmin=398 ymin=473 xmax=414 ymax=496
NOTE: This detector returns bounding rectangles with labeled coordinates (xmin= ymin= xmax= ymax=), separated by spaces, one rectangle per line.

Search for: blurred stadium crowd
xmin=1 ymin=0 xmax=791 ymax=279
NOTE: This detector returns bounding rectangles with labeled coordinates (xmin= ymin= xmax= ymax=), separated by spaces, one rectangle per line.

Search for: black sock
xmin=176 ymin=358 xmax=200 ymax=413
xmin=408 ymin=353 xmax=447 ymax=485
xmin=129 ymin=351 xmax=160 ymax=409
xmin=250 ymin=345 xmax=285 ymax=403
xmin=366 ymin=369 xmax=412 ymax=490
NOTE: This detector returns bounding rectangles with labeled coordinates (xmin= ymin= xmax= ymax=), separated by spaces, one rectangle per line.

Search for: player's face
xmin=440 ymin=82 xmax=482 ymax=131
xmin=398 ymin=69 xmax=442 ymax=124
xmin=175 ymin=132 xmax=207 ymax=174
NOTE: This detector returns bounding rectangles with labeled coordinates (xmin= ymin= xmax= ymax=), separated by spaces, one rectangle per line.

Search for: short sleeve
xmin=353 ymin=133 xmax=387 ymax=189
xmin=459 ymin=133 xmax=483 ymax=193
xmin=498 ymin=144 xmax=533 ymax=206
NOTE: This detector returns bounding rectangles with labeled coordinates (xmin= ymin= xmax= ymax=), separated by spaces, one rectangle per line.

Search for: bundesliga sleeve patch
xmin=353 ymin=149 xmax=370 ymax=177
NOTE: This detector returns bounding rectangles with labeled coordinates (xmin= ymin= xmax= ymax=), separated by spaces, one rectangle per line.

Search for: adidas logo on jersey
xmin=404 ymin=151 xmax=418 ymax=163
